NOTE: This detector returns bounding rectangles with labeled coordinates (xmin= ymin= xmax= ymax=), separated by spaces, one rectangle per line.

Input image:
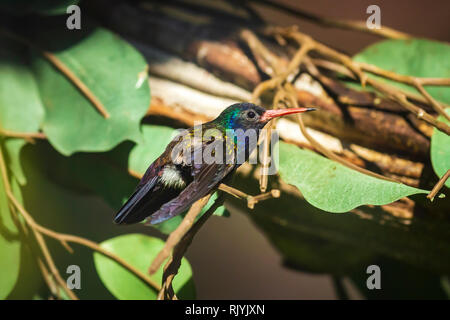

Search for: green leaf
xmin=278 ymin=142 xmax=428 ymax=213
xmin=0 ymin=38 xmax=45 ymax=185
xmin=0 ymin=175 xmax=22 ymax=299
xmin=353 ymin=38 xmax=450 ymax=104
xmin=32 ymin=26 xmax=150 ymax=155
xmin=94 ymin=234 xmax=195 ymax=300
xmin=4 ymin=139 xmax=27 ymax=186
xmin=129 ymin=125 xmax=226 ymax=234
xmin=431 ymin=108 xmax=450 ymax=187
xmin=128 ymin=125 xmax=179 ymax=174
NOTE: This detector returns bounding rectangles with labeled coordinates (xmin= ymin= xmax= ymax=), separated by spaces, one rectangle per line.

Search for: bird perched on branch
xmin=114 ymin=102 xmax=314 ymax=225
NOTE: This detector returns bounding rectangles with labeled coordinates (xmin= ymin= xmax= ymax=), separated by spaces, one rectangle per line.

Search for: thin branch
xmin=273 ymin=26 xmax=367 ymax=86
xmin=240 ymin=29 xmax=285 ymax=77
xmin=250 ymin=41 xmax=313 ymax=103
xmin=356 ymin=61 xmax=450 ymax=87
xmin=7 ymin=191 xmax=161 ymax=292
xmin=0 ymin=129 xmax=47 ymax=143
xmin=311 ymin=57 xmax=450 ymax=110
xmin=219 ymin=183 xmax=280 ymax=208
xmin=414 ymin=80 xmax=450 ymax=122
xmin=247 ymin=189 xmax=280 ymax=209
xmin=7 ymin=193 xmax=76 ymax=300
xmin=259 ymin=90 xmax=285 ymax=192
xmin=32 ymin=231 xmax=74 ymax=301
xmin=272 ymin=26 xmax=450 ymax=136
xmin=368 ymin=80 xmax=450 ymax=135
xmin=355 ymin=61 xmax=450 ymax=121
xmin=259 ymin=125 xmax=272 ymax=192
xmin=427 ymin=169 xmax=450 ymax=201
xmin=37 ymin=258 xmax=60 ymax=298
xmin=17 ymin=213 xmax=61 ymax=299
xmin=41 ymin=52 xmax=111 ymax=119
xmin=283 ymin=83 xmax=400 ymax=183
xmin=218 ymin=183 xmax=249 ymax=199
xmin=148 ymin=195 xmax=212 ymax=275
xmin=157 ymin=193 xmax=225 ymax=300
xmin=0 ymin=147 xmax=78 ymax=300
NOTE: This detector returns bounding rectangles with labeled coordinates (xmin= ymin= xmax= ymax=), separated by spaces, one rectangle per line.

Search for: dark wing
xmin=114 ymin=125 xmax=237 ymax=225
xmin=146 ymin=130 xmax=236 ymax=224
xmin=113 ymin=174 xmax=159 ymax=224
xmin=145 ymin=161 xmax=235 ymax=224
xmin=113 ymin=132 xmax=187 ymax=224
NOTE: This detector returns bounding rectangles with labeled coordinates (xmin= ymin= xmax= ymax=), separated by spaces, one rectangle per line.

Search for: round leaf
xmin=278 ymin=142 xmax=428 ymax=213
xmin=94 ymin=234 xmax=195 ymax=300
xmin=32 ymin=27 xmax=150 ymax=155
xmin=353 ymin=38 xmax=450 ymax=104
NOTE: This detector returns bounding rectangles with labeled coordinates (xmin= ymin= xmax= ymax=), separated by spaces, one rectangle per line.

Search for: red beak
xmin=260 ymin=107 xmax=315 ymax=122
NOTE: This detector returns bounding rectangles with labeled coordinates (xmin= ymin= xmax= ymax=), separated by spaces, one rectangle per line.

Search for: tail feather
xmin=113 ymin=177 xmax=158 ymax=224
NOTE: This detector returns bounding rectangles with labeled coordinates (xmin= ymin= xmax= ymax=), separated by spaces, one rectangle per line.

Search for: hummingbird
xmin=114 ymin=102 xmax=315 ymax=225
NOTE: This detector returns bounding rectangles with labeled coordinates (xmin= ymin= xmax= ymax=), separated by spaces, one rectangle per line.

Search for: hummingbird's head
xmin=216 ymin=102 xmax=315 ymax=131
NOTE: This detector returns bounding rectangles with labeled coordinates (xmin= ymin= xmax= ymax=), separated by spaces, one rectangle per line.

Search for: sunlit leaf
xmin=94 ymin=234 xmax=195 ymax=300
xmin=353 ymin=38 xmax=450 ymax=104
xmin=278 ymin=142 xmax=428 ymax=213
xmin=431 ymin=108 xmax=450 ymax=187
xmin=32 ymin=26 xmax=150 ymax=155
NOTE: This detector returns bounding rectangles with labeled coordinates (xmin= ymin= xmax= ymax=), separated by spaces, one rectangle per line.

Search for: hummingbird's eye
xmin=245 ymin=110 xmax=257 ymax=121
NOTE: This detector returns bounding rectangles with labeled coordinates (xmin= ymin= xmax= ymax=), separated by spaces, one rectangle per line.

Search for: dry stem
xmin=0 ymin=147 xmax=78 ymax=300
xmin=427 ymin=170 xmax=450 ymax=201
xmin=271 ymin=26 xmax=450 ymax=135
xmin=218 ymin=183 xmax=280 ymax=208
xmin=0 ymin=129 xmax=47 ymax=144
xmin=156 ymin=193 xmax=225 ymax=300
xmin=242 ymin=29 xmax=401 ymax=183
xmin=148 ymin=194 xmax=212 ymax=275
